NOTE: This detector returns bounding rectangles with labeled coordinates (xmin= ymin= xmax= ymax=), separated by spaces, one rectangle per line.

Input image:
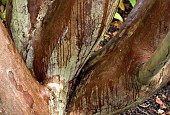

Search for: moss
xmin=11 ymin=0 xmax=30 ymax=52
xmin=10 ymin=0 xmax=33 ymax=70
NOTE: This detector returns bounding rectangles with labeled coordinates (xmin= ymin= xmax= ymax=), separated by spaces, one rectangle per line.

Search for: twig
xmin=137 ymin=107 xmax=150 ymax=115
xmin=138 ymin=103 xmax=150 ymax=108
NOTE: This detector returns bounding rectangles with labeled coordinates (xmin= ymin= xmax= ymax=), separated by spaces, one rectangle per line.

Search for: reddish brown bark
xmin=5 ymin=0 xmax=120 ymax=114
xmin=32 ymin=0 xmax=119 ymax=82
xmin=3 ymin=0 xmax=170 ymax=114
xmin=0 ymin=21 xmax=49 ymax=114
xmin=6 ymin=0 xmax=120 ymax=83
xmin=67 ymin=0 xmax=170 ymax=114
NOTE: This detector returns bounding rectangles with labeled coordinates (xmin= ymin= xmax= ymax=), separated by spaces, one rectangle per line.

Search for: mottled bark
xmin=6 ymin=0 xmax=119 ymax=94
xmin=0 ymin=21 xmax=49 ymax=114
xmin=4 ymin=0 xmax=170 ymax=114
xmin=33 ymin=0 xmax=120 ymax=82
xmin=6 ymin=0 xmax=40 ymax=74
xmin=67 ymin=0 xmax=170 ymax=114
xmin=6 ymin=0 xmax=119 ymax=82
xmin=6 ymin=0 xmax=119 ymax=114
xmin=35 ymin=0 xmax=119 ymax=112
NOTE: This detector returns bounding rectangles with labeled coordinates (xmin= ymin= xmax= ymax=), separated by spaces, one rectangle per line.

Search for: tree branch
xmin=0 ymin=21 xmax=49 ymax=114
xmin=67 ymin=0 xmax=170 ymax=114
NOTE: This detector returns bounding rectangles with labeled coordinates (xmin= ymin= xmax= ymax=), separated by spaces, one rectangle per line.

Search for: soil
xmin=121 ymin=84 xmax=170 ymax=115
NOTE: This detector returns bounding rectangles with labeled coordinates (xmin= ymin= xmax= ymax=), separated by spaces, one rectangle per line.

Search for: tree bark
xmin=6 ymin=0 xmax=119 ymax=82
xmin=0 ymin=21 xmax=49 ymax=114
xmin=3 ymin=0 xmax=170 ymax=114
xmin=6 ymin=0 xmax=120 ymax=114
xmin=67 ymin=0 xmax=170 ymax=114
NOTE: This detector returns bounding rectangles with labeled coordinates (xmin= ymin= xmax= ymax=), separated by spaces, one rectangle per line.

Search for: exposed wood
xmin=67 ymin=0 xmax=170 ymax=114
xmin=0 ymin=21 xmax=49 ymax=114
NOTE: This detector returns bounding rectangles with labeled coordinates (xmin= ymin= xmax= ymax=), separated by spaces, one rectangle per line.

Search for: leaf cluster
xmin=114 ymin=0 xmax=136 ymax=22
xmin=0 ymin=0 xmax=6 ymax=20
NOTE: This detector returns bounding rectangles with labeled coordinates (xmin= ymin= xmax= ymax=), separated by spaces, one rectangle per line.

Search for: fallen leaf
xmin=156 ymin=96 xmax=163 ymax=105
xmin=162 ymin=94 xmax=167 ymax=99
xmin=114 ymin=12 xmax=123 ymax=22
xmin=157 ymin=109 xmax=164 ymax=114
xmin=166 ymin=111 xmax=170 ymax=115
xmin=119 ymin=0 xmax=125 ymax=11
xmin=0 ymin=5 xmax=4 ymax=13
xmin=160 ymin=104 xmax=167 ymax=109
xmin=104 ymin=34 xmax=110 ymax=39
xmin=112 ymin=31 xmax=118 ymax=36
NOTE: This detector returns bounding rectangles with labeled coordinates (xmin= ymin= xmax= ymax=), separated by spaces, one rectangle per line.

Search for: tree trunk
xmin=5 ymin=0 xmax=120 ymax=114
xmin=6 ymin=0 xmax=119 ymax=82
xmin=67 ymin=0 xmax=170 ymax=114
xmin=1 ymin=0 xmax=170 ymax=114
xmin=0 ymin=21 xmax=49 ymax=114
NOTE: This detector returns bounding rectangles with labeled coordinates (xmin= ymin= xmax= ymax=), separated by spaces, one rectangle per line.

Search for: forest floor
xmin=121 ymin=84 xmax=170 ymax=115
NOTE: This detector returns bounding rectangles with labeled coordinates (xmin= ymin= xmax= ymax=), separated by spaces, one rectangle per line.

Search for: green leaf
xmin=114 ymin=12 xmax=123 ymax=22
xmin=1 ymin=0 xmax=6 ymax=5
xmin=129 ymin=0 xmax=136 ymax=7
xmin=1 ymin=9 xmax=6 ymax=20
xmin=119 ymin=0 xmax=125 ymax=11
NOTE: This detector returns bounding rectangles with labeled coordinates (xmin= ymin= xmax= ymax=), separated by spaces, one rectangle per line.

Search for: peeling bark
xmin=67 ymin=0 xmax=170 ymax=114
xmin=4 ymin=0 xmax=170 ymax=114
xmin=6 ymin=0 xmax=120 ymax=82
xmin=39 ymin=0 xmax=119 ymax=112
xmin=6 ymin=0 xmax=119 ymax=114
xmin=33 ymin=0 xmax=120 ymax=82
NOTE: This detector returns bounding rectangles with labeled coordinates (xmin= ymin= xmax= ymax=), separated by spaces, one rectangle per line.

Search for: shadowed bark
xmin=3 ymin=0 xmax=170 ymax=114
xmin=67 ymin=0 xmax=170 ymax=114
xmin=33 ymin=0 xmax=120 ymax=83
xmin=6 ymin=0 xmax=120 ymax=113
xmin=6 ymin=0 xmax=120 ymax=82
